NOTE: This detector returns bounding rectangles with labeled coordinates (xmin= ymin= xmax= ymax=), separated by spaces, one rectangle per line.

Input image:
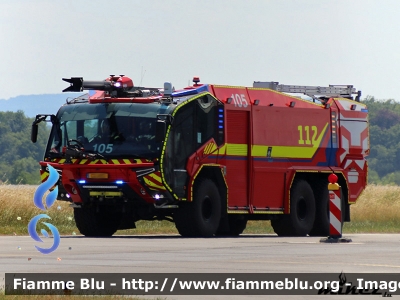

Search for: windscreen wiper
xmin=64 ymin=140 xmax=105 ymax=163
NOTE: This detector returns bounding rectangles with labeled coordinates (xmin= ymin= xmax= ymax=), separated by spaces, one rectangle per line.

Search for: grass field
xmin=1 ymin=184 xmax=400 ymax=236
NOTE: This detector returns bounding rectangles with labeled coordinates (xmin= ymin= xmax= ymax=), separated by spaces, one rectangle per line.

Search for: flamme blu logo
xmin=28 ymin=165 xmax=61 ymax=254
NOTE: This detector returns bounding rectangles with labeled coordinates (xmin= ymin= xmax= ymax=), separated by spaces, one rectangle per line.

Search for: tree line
xmin=0 ymin=111 xmax=50 ymax=184
xmin=363 ymin=96 xmax=400 ymax=185
xmin=0 ymin=98 xmax=398 ymax=184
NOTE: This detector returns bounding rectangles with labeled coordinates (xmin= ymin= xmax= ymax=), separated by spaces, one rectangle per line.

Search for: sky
xmin=1 ymin=0 xmax=399 ymax=101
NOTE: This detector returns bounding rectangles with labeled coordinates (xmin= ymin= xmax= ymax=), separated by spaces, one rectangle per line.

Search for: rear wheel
xmin=74 ymin=206 xmax=121 ymax=237
xmin=309 ymin=179 xmax=330 ymax=236
xmin=227 ymin=215 xmax=247 ymax=236
xmin=309 ymin=180 xmax=346 ymax=236
xmin=271 ymin=179 xmax=315 ymax=236
xmin=174 ymin=179 xmax=221 ymax=237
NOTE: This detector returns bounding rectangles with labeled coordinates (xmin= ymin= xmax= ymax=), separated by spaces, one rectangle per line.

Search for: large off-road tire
xmin=271 ymin=179 xmax=316 ymax=236
xmin=310 ymin=182 xmax=345 ymax=236
xmin=309 ymin=179 xmax=330 ymax=236
xmin=74 ymin=206 xmax=121 ymax=237
xmin=228 ymin=215 xmax=247 ymax=236
xmin=216 ymin=215 xmax=248 ymax=236
xmin=174 ymin=179 xmax=221 ymax=237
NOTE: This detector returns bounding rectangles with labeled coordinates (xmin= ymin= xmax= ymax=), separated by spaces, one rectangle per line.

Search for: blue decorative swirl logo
xmin=33 ymin=165 xmax=59 ymax=210
xmin=28 ymin=165 xmax=61 ymax=254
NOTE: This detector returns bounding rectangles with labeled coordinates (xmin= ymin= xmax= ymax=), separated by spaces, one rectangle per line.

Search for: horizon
xmin=1 ymin=1 xmax=400 ymax=101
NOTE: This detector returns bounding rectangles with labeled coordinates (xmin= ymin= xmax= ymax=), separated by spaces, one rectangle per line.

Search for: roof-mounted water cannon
xmin=62 ymin=75 xmax=134 ymax=97
xmin=107 ymin=75 xmax=134 ymax=90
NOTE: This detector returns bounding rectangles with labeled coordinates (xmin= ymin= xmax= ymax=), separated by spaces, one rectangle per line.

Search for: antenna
xmin=140 ymin=67 xmax=146 ymax=86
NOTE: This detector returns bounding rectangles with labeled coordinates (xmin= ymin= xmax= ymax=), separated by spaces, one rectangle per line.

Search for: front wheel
xmin=74 ymin=206 xmax=121 ymax=237
xmin=174 ymin=179 xmax=221 ymax=237
xmin=216 ymin=215 xmax=248 ymax=236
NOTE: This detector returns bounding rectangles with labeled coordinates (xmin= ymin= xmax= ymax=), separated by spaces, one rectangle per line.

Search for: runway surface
xmin=1 ymin=234 xmax=399 ymax=299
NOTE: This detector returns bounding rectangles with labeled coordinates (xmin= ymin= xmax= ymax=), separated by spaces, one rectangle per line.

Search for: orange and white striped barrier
xmin=328 ymin=174 xmax=342 ymax=238
xmin=320 ymin=173 xmax=352 ymax=243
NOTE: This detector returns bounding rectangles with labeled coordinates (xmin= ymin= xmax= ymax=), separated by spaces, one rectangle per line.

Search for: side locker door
xmin=226 ymin=110 xmax=250 ymax=209
xmin=211 ymin=85 xmax=252 ymax=210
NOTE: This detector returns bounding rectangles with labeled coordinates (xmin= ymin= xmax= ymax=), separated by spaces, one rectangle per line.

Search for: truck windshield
xmin=46 ymin=102 xmax=171 ymax=160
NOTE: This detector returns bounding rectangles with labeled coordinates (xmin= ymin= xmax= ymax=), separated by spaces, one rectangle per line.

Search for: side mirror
xmin=31 ymin=124 xmax=38 ymax=143
xmin=155 ymin=120 xmax=166 ymax=143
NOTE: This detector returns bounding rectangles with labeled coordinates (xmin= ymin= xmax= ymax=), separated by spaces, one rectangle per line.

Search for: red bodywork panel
xmin=41 ymin=159 xmax=156 ymax=204
xmin=194 ymin=84 xmax=369 ymax=213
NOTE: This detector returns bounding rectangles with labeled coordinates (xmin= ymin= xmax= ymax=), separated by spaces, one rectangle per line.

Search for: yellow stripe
xmin=226 ymin=122 xmax=329 ymax=159
xmin=227 ymin=144 xmax=248 ymax=156
xmin=89 ymin=159 xmax=99 ymax=164
xmin=252 ymin=211 xmax=284 ymax=214
xmin=143 ymin=177 xmax=166 ymax=190
xmin=148 ymin=173 xmax=162 ymax=182
xmin=41 ymin=172 xmax=49 ymax=181
xmin=89 ymin=191 xmax=123 ymax=197
xmin=111 ymin=159 xmax=120 ymax=164
xmin=80 ymin=159 xmax=88 ymax=164
xmin=226 ymin=211 xmax=284 ymax=214
xmin=268 ymin=146 xmax=317 ymax=159
xmin=251 ymin=145 xmax=268 ymax=156
xmin=205 ymin=142 xmax=217 ymax=154
xmin=218 ymin=144 xmax=227 ymax=155
xmin=204 ymin=143 xmax=212 ymax=154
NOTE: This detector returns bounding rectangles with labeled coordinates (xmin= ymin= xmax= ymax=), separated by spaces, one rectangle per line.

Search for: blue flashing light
xmin=218 ymin=108 xmax=224 ymax=112
xmin=78 ymin=180 xmax=86 ymax=184
xmin=218 ymin=125 xmax=224 ymax=129
xmin=195 ymin=84 xmax=209 ymax=93
xmin=218 ymin=114 xmax=224 ymax=118
xmin=171 ymin=84 xmax=209 ymax=98
xmin=116 ymin=180 xmax=124 ymax=184
xmin=171 ymin=89 xmax=198 ymax=97
xmin=219 ymin=120 xmax=223 ymax=123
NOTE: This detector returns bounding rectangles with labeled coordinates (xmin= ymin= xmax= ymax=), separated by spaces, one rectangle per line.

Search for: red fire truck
xmin=31 ymin=75 xmax=369 ymax=237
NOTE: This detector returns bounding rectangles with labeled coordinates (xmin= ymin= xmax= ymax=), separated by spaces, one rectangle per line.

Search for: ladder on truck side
xmin=253 ymin=81 xmax=361 ymax=102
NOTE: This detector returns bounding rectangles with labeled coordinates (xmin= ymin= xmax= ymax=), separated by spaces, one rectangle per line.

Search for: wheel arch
xmin=189 ymin=164 xmax=227 ymax=212
xmin=290 ymin=171 xmax=350 ymax=222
